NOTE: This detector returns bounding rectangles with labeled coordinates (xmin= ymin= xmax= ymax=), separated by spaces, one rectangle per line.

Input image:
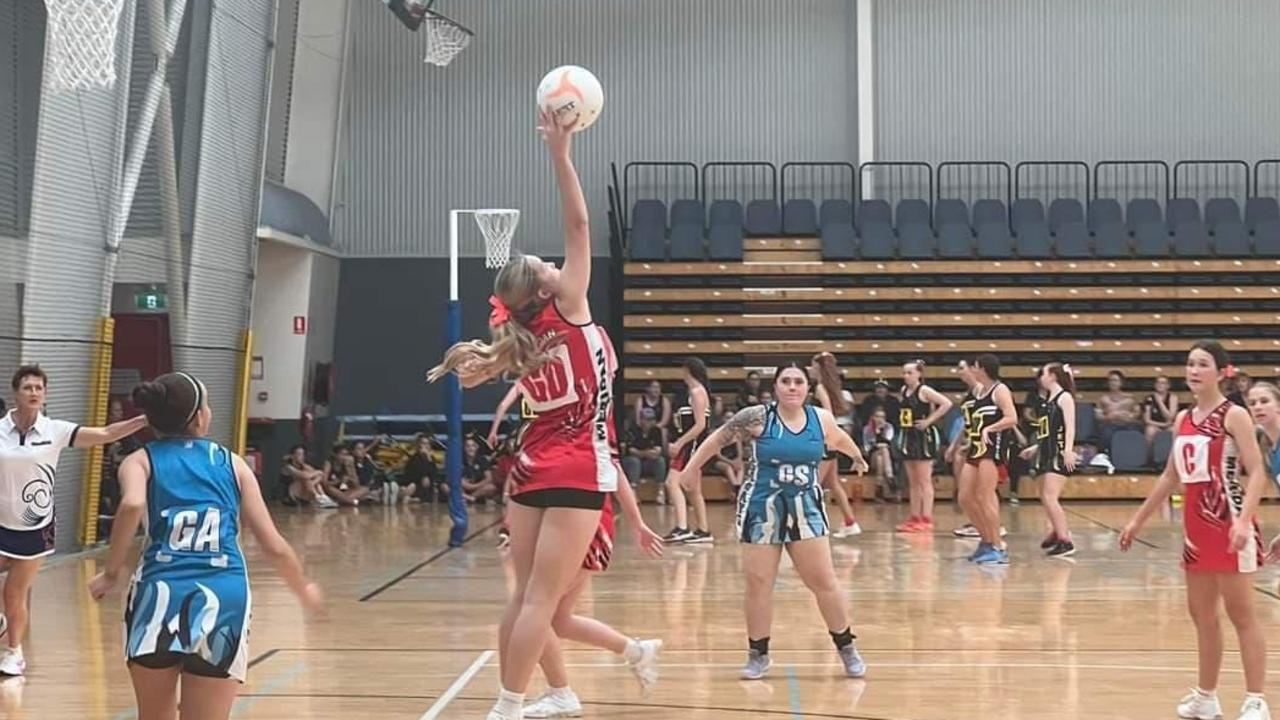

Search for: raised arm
xmin=73 ymin=414 xmax=148 ymax=449
xmin=88 ymin=451 xmax=150 ymax=599
xmin=816 ymin=408 xmax=868 ymax=473
xmin=537 ymin=109 xmax=591 ymax=321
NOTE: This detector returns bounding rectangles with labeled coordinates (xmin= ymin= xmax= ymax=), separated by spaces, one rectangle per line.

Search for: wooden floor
xmin=12 ymin=498 xmax=1280 ymax=719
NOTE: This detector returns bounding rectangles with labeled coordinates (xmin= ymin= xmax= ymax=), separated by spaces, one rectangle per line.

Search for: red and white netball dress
xmin=583 ymin=495 xmax=615 ymax=571
xmin=510 ymin=302 xmax=621 ymax=495
xmin=1172 ymin=401 xmax=1263 ymax=573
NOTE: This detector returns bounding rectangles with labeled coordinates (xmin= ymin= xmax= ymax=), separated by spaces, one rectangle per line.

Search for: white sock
xmin=622 ymin=639 xmax=643 ymax=664
xmin=1245 ymin=691 xmax=1266 ymax=701
xmin=1194 ymin=686 xmax=1217 ymax=698
xmin=495 ymin=687 xmax=524 ymax=714
xmin=8 ymin=646 xmax=20 ymax=659
xmin=547 ymin=686 xmax=575 ymax=699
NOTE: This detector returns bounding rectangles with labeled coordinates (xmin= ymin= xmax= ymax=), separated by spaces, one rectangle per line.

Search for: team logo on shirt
xmin=20 ymin=463 xmax=54 ymax=527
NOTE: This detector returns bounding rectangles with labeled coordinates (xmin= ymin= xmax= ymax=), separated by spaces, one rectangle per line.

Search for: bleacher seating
xmin=783 ymin=199 xmax=818 ymax=236
xmin=745 ymin=199 xmax=782 ymax=236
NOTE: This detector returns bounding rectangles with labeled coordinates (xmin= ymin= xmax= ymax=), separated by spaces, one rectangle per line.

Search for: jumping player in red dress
xmin=429 ymin=110 xmax=626 ymax=720
xmin=1121 ymin=340 xmax=1271 ymax=720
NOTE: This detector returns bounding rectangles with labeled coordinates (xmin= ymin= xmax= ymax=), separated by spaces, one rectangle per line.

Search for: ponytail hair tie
xmin=488 ymin=295 xmax=513 ymax=328
xmin=1061 ymin=362 xmax=1074 ymax=376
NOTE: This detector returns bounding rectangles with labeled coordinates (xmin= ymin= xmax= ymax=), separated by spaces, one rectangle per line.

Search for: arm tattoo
xmin=722 ymin=405 xmax=767 ymax=444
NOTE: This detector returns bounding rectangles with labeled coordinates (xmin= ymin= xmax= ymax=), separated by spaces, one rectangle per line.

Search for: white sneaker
xmin=486 ymin=711 xmax=520 ymax=720
xmin=832 ymin=522 xmax=862 ymax=538
xmin=522 ymin=688 xmax=582 ymax=718
xmin=1239 ymin=696 xmax=1271 ymax=720
xmin=626 ymin=638 xmax=663 ymax=692
xmin=1177 ymin=688 xmax=1223 ymax=719
xmin=314 ymin=493 xmax=339 ymax=509
xmin=0 ymin=649 xmax=24 ymax=677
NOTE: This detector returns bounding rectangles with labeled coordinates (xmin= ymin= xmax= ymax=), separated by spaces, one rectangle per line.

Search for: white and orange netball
xmin=537 ymin=65 xmax=604 ymax=132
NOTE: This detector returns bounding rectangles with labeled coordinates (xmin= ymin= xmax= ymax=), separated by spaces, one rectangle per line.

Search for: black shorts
xmin=511 ymin=488 xmax=607 ymax=510
xmin=0 ymin=522 xmax=55 ymax=560
xmin=129 ymin=651 xmax=235 ymax=680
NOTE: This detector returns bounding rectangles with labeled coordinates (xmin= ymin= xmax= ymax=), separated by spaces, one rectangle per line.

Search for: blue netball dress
xmin=736 ymin=404 xmax=829 ymax=544
xmin=125 ymin=437 xmax=250 ymax=681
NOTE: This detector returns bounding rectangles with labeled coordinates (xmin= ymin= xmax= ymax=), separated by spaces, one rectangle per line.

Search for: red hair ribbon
xmin=488 ymin=295 xmax=512 ymax=328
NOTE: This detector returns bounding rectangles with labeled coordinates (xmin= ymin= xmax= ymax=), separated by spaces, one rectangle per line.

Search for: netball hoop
xmin=441 ymin=207 xmax=519 ymax=546
xmin=43 ymin=0 xmax=127 ymax=91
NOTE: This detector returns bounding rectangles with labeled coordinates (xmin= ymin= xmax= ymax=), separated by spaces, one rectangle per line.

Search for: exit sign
xmin=135 ymin=291 xmax=167 ymax=310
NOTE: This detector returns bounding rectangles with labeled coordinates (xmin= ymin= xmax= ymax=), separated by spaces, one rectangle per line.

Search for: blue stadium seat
xmin=820 ymin=222 xmax=857 ymax=260
xmin=972 ymin=199 xmax=1008 ymax=228
xmin=1011 ymin=199 xmax=1045 ymax=233
xmin=1204 ymin=198 xmax=1241 ymax=230
xmin=1255 ymin=219 xmax=1280 ymax=257
xmin=1088 ymin=199 xmax=1123 ymax=233
xmin=1049 ymin=198 xmax=1085 ymax=232
xmin=782 ymin=199 xmax=818 ymax=236
xmin=898 ymin=224 xmax=935 ymax=259
xmin=1126 ymin=198 xmax=1163 ymax=234
xmin=858 ymin=222 xmax=896 ymax=259
xmin=1093 ymin=224 xmax=1131 ymax=258
xmin=1165 ymin=198 xmax=1201 ymax=233
xmin=934 ymin=199 xmax=970 ymax=228
xmin=708 ymin=199 xmax=744 ymax=228
xmin=975 ymin=222 xmax=1013 ymax=258
xmin=895 ymin=199 xmax=932 ymax=230
xmin=1151 ymin=429 xmax=1172 ymax=468
xmin=1133 ymin=221 xmax=1170 ymax=257
xmin=937 ymin=224 xmax=973 ymax=258
xmin=670 ymin=199 xmax=704 ymax=229
xmin=1054 ymin=222 xmax=1091 ymax=258
xmin=1172 ymin=222 xmax=1211 ymax=257
xmin=820 ymin=199 xmax=854 ymax=228
xmin=1211 ymin=221 xmax=1251 ymax=257
xmin=1074 ymin=402 xmax=1097 ymax=443
xmin=1015 ymin=224 xmax=1053 ymax=258
xmin=855 ymin=200 xmax=892 ymax=234
xmin=669 ymin=223 xmax=704 ymax=260
xmin=708 ymin=223 xmax=743 ymax=260
xmin=629 ymin=199 xmax=668 ymax=260
xmin=1246 ymin=197 xmax=1280 ymax=232
xmin=1110 ymin=429 xmax=1150 ymax=471
xmin=745 ymin=200 xmax=782 ymax=236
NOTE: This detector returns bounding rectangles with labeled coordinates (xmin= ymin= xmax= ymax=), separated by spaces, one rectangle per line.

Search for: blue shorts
xmin=125 ymin=570 xmax=251 ymax=682
xmin=735 ymin=484 xmax=830 ymax=545
xmin=0 ymin=522 xmax=55 ymax=560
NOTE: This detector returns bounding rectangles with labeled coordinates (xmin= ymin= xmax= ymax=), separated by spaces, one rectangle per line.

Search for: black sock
xmin=749 ymin=637 xmax=770 ymax=656
xmin=830 ymin=627 xmax=855 ymax=650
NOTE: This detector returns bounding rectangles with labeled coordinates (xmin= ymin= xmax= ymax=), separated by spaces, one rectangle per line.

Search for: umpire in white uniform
xmin=0 ymin=365 xmax=146 ymax=676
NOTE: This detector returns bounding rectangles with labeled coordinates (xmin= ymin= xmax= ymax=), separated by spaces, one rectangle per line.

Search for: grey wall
xmin=332 ymin=0 xmax=858 ymax=257
xmin=875 ymin=0 xmax=1280 ymax=165
xmin=332 ymin=258 xmax=613 ymax=415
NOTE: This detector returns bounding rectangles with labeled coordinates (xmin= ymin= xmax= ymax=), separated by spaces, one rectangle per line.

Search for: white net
xmin=474 ymin=209 xmax=520 ymax=269
xmin=43 ymin=0 xmax=127 ymax=91
xmin=422 ymin=10 xmax=474 ymax=67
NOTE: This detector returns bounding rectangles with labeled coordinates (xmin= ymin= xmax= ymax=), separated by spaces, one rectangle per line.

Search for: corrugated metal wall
xmin=333 ymin=0 xmax=857 ymax=257
xmin=875 ymin=0 xmax=1280 ymax=165
xmin=23 ymin=0 xmax=138 ymax=551
xmin=173 ymin=0 xmax=277 ymax=445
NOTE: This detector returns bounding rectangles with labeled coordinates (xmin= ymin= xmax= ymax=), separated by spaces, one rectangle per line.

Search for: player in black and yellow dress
xmin=1019 ymin=363 xmax=1079 ymax=558
xmin=958 ymin=354 xmax=1018 ymax=565
xmin=893 ymin=361 xmax=953 ymax=533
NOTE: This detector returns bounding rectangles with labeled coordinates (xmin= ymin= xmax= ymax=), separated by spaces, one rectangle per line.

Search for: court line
xmin=418 ymin=650 xmax=494 ymax=720
xmin=247 ymin=648 xmax=279 ymax=669
xmin=229 ymin=662 xmax=307 ymax=717
xmin=552 ymin=660 xmax=1204 ymax=672
xmin=252 ymin=645 xmax=1280 ymax=656
xmin=360 ymin=519 xmax=502 ymax=601
xmin=785 ymin=665 xmax=805 ymax=719
xmin=1063 ymin=506 xmax=1159 ymax=548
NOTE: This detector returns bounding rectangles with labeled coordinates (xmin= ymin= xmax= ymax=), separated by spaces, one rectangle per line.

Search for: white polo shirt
xmin=0 ymin=411 xmax=79 ymax=531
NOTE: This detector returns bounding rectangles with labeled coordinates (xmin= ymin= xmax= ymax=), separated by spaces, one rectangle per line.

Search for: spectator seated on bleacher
xmin=461 ymin=436 xmax=498 ymax=504
xmin=281 ymin=444 xmax=339 ymax=508
xmin=321 ymin=444 xmax=371 ymax=506
xmin=857 ymin=381 xmax=901 ymax=428
xmin=1142 ymin=375 xmax=1179 ymax=442
xmin=1096 ymin=370 xmax=1143 ymax=451
xmin=622 ymin=408 xmax=666 ymax=487
xmin=396 ymin=433 xmax=440 ymax=503
xmin=862 ymin=408 xmax=900 ymax=500
xmin=735 ymin=371 xmax=763 ymax=411
xmin=635 ymin=380 xmax=673 ymax=442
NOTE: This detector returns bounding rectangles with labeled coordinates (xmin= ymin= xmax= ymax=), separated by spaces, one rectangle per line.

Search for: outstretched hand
xmin=635 ymin=523 xmax=665 ymax=559
xmin=537 ymin=108 xmax=574 ymax=156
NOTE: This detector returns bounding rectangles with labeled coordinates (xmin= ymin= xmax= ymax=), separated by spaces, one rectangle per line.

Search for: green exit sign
xmin=135 ymin=291 xmax=167 ymax=310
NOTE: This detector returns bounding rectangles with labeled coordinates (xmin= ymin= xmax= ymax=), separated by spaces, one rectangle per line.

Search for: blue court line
xmin=786 ymin=664 xmax=805 ymax=719
xmin=230 ymin=661 xmax=308 ymax=716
